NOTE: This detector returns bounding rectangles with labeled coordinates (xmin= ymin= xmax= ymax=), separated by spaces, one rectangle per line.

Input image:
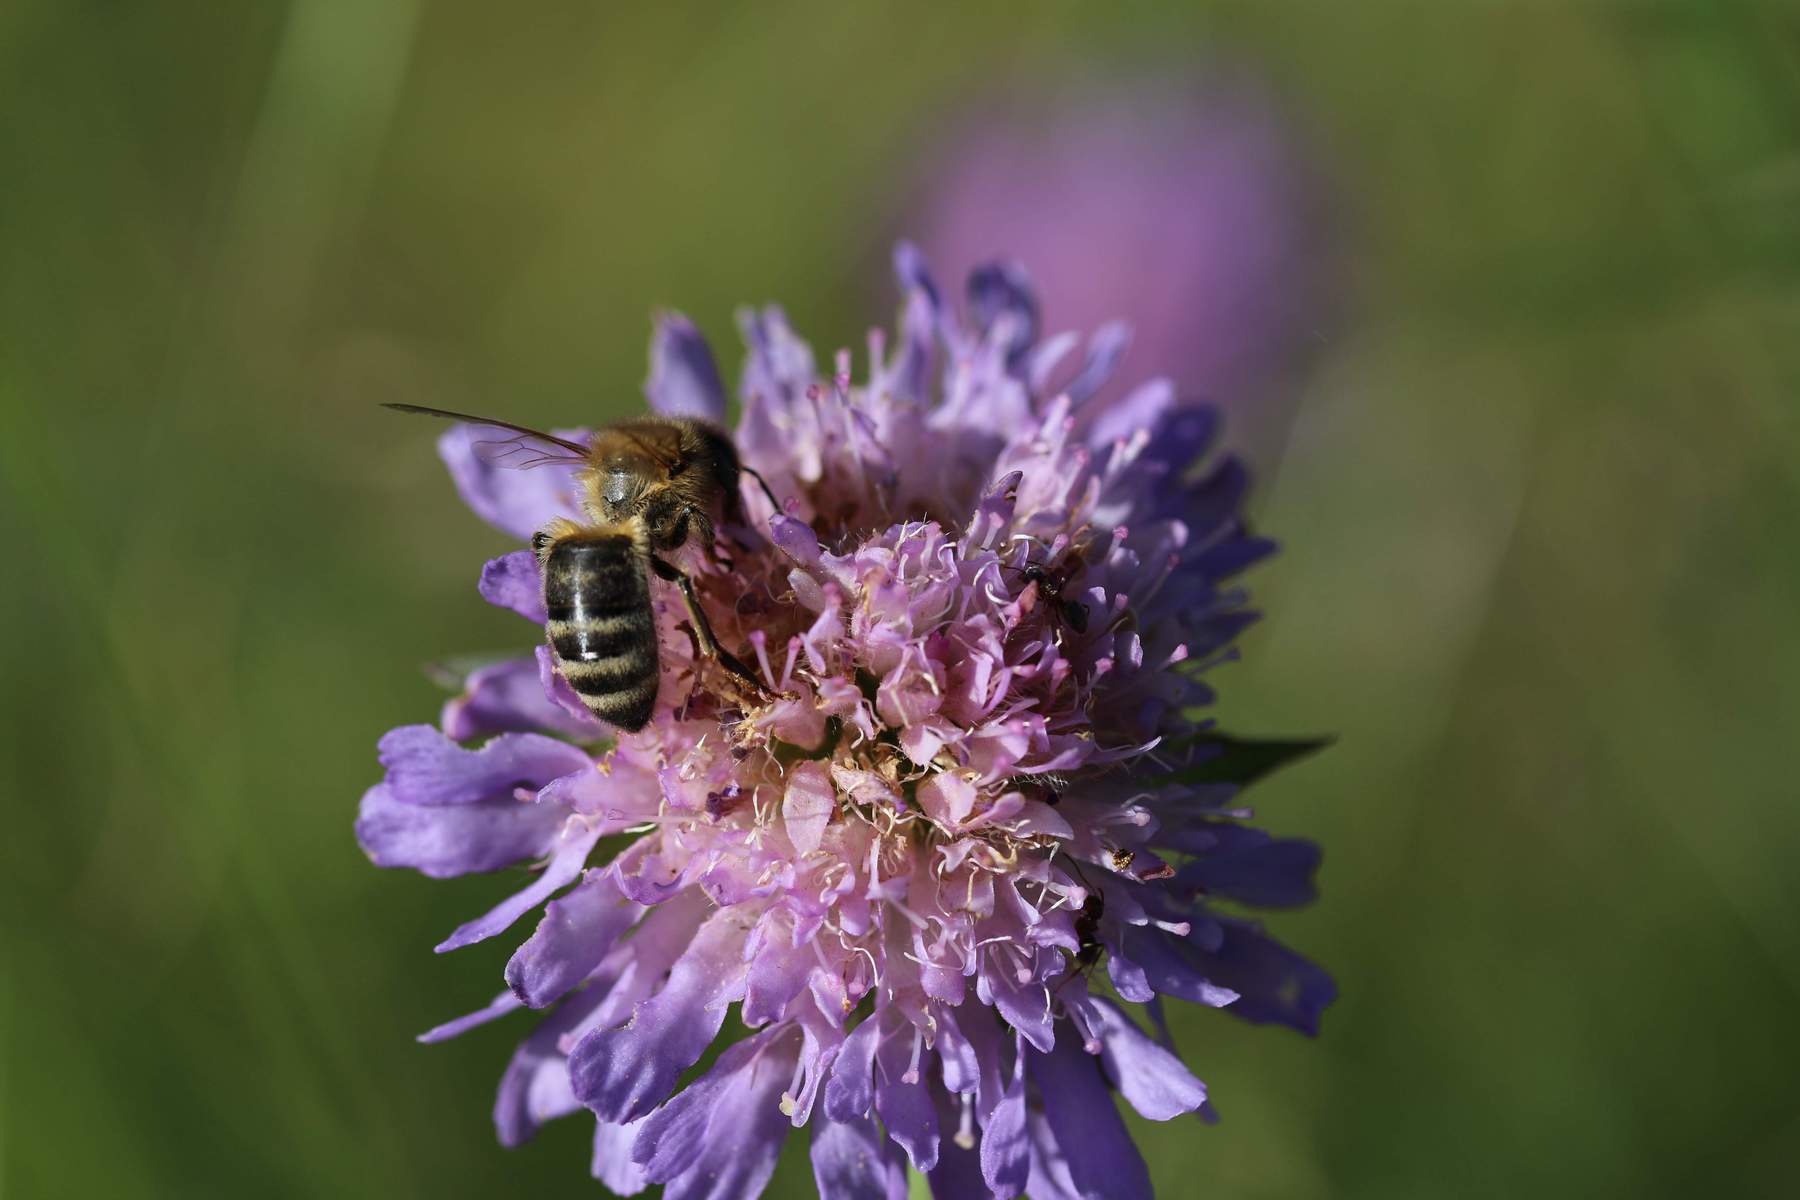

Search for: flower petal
xmin=494 ymin=981 xmax=612 ymax=1147
xmin=478 ymin=551 xmax=547 ymax=623
xmin=1024 ymin=1109 xmax=1082 ymax=1200
xmin=416 ymin=989 xmax=520 ymax=1044
xmin=591 ymin=1117 xmax=650 ymax=1196
xmin=355 ymin=783 xmax=565 ymax=879
xmin=504 ymin=869 xmax=644 ymax=1007
xmin=823 ymin=1014 xmax=881 ymax=1122
xmin=435 ymin=817 xmax=603 ymax=952
xmin=1087 ymin=997 xmax=1207 ymax=1120
xmin=437 ymin=422 xmax=587 ymax=541
xmin=1108 ymin=924 xmax=1239 ymax=1008
xmin=925 ymin=1102 xmax=990 ymax=1200
xmin=1028 ymin=1024 xmax=1152 ymax=1200
xmin=966 ymin=259 xmax=1039 ymax=366
xmin=1063 ymin=320 xmax=1133 ymax=407
xmin=633 ymin=1026 xmax=795 ymax=1200
xmin=782 ymin=760 xmax=835 ymax=855
xmin=874 ymin=1022 xmax=938 ymax=1172
xmin=811 ymin=1112 xmax=908 ymax=1200
xmin=979 ymin=1033 xmax=1029 ymax=1197
xmin=1085 ymin=377 xmax=1174 ymax=449
xmin=441 ymin=657 xmax=598 ymax=741
xmin=570 ymin=907 xmax=752 ymax=1123
xmin=378 ymin=725 xmax=590 ymax=807
xmin=646 ymin=311 xmax=728 ymax=422
xmin=1175 ymin=828 xmax=1322 ymax=908
xmin=1201 ymin=918 xmax=1336 ymax=1035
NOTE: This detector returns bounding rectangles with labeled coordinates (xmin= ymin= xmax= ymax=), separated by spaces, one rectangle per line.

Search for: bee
xmin=385 ymin=403 xmax=777 ymax=731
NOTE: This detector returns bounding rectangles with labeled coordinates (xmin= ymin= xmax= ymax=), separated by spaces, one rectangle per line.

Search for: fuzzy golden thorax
xmin=580 ymin=416 xmax=741 ymax=554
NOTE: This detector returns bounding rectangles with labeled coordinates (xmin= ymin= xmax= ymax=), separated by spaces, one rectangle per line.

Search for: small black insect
xmin=1072 ymin=889 xmax=1105 ymax=971
xmin=1016 ymin=559 xmax=1090 ymax=634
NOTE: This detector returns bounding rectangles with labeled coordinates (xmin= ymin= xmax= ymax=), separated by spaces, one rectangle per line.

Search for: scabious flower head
xmin=904 ymin=74 xmax=1336 ymax=415
xmin=359 ymin=244 xmax=1332 ymax=1199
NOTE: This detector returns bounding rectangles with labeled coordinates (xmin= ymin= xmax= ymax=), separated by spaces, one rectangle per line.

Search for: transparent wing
xmin=383 ymin=403 xmax=591 ymax=468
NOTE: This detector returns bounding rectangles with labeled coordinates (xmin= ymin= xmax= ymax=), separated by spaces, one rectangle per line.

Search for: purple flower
xmin=360 ymin=245 xmax=1332 ymax=1197
xmin=902 ymin=74 xmax=1337 ymax=418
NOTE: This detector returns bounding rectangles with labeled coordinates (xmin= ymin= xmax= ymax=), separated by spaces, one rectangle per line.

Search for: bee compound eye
xmin=531 ymin=531 xmax=551 ymax=552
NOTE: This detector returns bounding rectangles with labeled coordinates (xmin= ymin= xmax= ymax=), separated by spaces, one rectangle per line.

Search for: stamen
xmin=954 ymin=1091 xmax=977 ymax=1150
xmin=902 ymin=1030 xmax=924 ymax=1085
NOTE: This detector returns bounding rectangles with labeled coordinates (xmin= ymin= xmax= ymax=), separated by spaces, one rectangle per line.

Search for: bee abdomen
xmin=542 ymin=536 xmax=658 ymax=731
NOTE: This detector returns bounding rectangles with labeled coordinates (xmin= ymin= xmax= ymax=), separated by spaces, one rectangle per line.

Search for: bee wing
xmin=383 ymin=403 xmax=591 ymax=468
xmin=469 ymin=432 xmax=591 ymax=471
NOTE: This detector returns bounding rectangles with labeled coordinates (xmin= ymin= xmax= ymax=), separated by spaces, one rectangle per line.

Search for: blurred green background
xmin=5 ymin=2 xmax=1800 ymax=1197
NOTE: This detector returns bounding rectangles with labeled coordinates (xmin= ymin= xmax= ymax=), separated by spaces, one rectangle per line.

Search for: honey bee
xmin=386 ymin=403 xmax=776 ymax=731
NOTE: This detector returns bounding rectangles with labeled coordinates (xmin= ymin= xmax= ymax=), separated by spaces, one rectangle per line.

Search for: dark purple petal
xmin=823 ymin=1016 xmax=881 ymax=1122
xmin=893 ymin=241 xmax=942 ymax=309
xmin=811 ymin=1112 xmax=908 ymax=1200
xmin=416 ymin=989 xmax=520 ymax=1044
xmin=1024 ymin=1109 xmax=1082 ymax=1200
xmin=378 ymin=725 xmax=589 ymax=807
xmin=1109 ymin=924 xmax=1240 ymax=1008
xmin=592 ymin=1118 xmax=650 ymax=1196
xmin=1063 ymin=320 xmax=1133 ymax=407
xmin=979 ymin=1033 xmax=1028 ymax=1196
xmin=646 ymin=311 xmax=728 ymax=423
xmin=631 ymin=1030 xmax=770 ymax=1178
xmin=570 ymin=908 xmax=751 ymax=1122
xmin=435 ymin=818 xmax=603 ymax=952
xmin=874 ymin=1023 xmax=938 ymax=1172
xmin=355 ymin=783 xmax=565 ymax=879
xmin=966 ymin=259 xmax=1039 ymax=366
xmin=436 ymin=422 xmax=586 ymax=541
xmin=1175 ymin=827 xmax=1321 ymax=908
xmin=1085 ymin=378 xmax=1174 ymax=449
xmin=1188 ymin=532 xmax=1277 ymax=583
xmin=442 ymin=657 xmax=599 ymax=742
xmin=741 ymin=937 xmax=816 ymax=1029
xmin=925 ymin=1096 xmax=989 ymax=1200
xmin=1028 ymin=1025 xmax=1152 ymax=1200
xmin=1201 ymin=919 xmax=1336 ymax=1035
xmin=633 ymin=1027 xmax=795 ymax=1200
xmin=494 ymin=979 xmax=611 ymax=1146
xmin=504 ymin=869 xmax=644 ymax=1007
xmin=1179 ymin=454 xmax=1250 ymax=540
xmin=479 ymin=551 xmax=547 ymax=623
xmin=738 ymin=305 xmax=816 ymax=407
xmin=979 ymin=967 xmax=1054 ymax=1053
xmin=1139 ymin=404 xmax=1220 ymax=476
xmin=1087 ymin=997 xmax=1207 ymax=1120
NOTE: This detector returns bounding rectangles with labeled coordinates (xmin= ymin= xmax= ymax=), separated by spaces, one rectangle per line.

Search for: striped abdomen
xmin=542 ymin=535 xmax=658 ymax=731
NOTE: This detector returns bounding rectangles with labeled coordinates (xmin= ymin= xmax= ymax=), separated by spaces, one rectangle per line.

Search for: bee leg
xmin=649 ymin=555 xmax=775 ymax=702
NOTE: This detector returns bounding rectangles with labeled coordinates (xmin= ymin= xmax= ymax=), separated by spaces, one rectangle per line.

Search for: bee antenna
xmin=741 ymin=465 xmax=783 ymax=512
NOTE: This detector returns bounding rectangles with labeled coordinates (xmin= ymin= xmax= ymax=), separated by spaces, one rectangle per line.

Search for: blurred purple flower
xmin=905 ymin=76 xmax=1336 ymax=417
xmin=360 ymin=245 xmax=1331 ymax=1198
